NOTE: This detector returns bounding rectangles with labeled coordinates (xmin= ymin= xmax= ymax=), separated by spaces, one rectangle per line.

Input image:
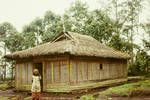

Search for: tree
xmin=64 ymin=0 xmax=115 ymax=44
xmin=42 ymin=11 xmax=63 ymax=43
xmin=107 ymin=0 xmax=143 ymax=63
xmin=0 ymin=22 xmax=18 ymax=81
xmin=0 ymin=22 xmax=17 ymax=36
xmin=63 ymin=0 xmax=89 ymax=33
xmin=84 ymin=9 xmax=115 ymax=43
xmin=3 ymin=33 xmax=24 ymax=52
xmin=22 ymin=18 xmax=43 ymax=46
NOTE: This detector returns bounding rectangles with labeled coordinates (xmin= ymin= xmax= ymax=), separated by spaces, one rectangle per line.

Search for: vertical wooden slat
xmin=106 ymin=63 xmax=110 ymax=79
xmin=54 ymin=61 xmax=60 ymax=83
xmin=51 ymin=62 xmax=54 ymax=83
xmin=87 ymin=62 xmax=88 ymax=80
xmin=70 ymin=61 xmax=72 ymax=82
xmin=102 ymin=63 xmax=105 ymax=79
xmin=29 ymin=63 xmax=33 ymax=84
xmin=26 ymin=63 xmax=28 ymax=84
xmin=42 ymin=61 xmax=45 ymax=90
xmin=83 ymin=62 xmax=88 ymax=81
xmin=70 ymin=61 xmax=77 ymax=84
xmin=95 ymin=63 xmax=100 ymax=80
xmin=15 ymin=64 xmax=18 ymax=89
xmin=76 ymin=61 xmax=78 ymax=83
xmin=109 ymin=64 xmax=112 ymax=79
xmin=59 ymin=61 xmax=61 ymax=83
xmin=88 ymin=62 xmax=92 ymax=81
xmin=78 ymin=61 xmax=83 ymax=82
xmin=20 ymin=64 xmax=22 ymax=88
xmin=68 ymin=59 xmax=70 ymax=83
xmin=60 ymin=60 xmax=68 ymax=83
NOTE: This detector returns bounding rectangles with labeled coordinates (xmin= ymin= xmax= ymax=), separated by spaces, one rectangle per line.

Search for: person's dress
xmin=31 ymin=75 xmax=41 ymax=92
xmin=31 ymin=75 xmax=41 ymax=99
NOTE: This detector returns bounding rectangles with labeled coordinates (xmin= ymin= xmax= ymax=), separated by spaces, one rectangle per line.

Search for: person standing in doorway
xmin=31 ymin=69 xmax=41 ymax=100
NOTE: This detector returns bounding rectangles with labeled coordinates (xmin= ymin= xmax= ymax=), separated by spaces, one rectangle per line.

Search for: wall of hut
xmin=43 ymin=56 xmax=127 ymax=91
xmin=15 ymin=62 xmax=33 ymax=91
xmin=15 ymin=56 xmax=127 ymax=91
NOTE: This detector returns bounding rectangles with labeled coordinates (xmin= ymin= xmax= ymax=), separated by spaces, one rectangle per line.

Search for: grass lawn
xmin=99 ymin=80 xmax=150 ymax=97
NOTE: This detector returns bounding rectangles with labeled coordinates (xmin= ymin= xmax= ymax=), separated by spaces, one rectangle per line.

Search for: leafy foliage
xmin=3 ymin=33 xmax=24 ymax=52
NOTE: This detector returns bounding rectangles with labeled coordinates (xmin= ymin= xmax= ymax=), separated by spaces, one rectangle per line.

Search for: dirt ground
xmin=0 ymin=89 xmax=150 ymax=100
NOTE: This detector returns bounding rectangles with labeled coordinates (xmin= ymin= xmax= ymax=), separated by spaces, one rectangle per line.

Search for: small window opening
xmin=99 ymin=64 xmax=103 ymax=70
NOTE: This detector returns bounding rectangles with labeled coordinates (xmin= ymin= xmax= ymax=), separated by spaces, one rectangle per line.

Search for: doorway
xmin=34 ymin=63 xmax=43 ymax=91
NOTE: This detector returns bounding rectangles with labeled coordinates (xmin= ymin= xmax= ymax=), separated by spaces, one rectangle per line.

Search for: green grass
xmin=0 ymin=83 xmax=9 ymax=91
xmin=80 ymin=95 xmax=94 ymax=100
xmin=0 ymin=96 xmax=9 ymax=100
xmin=0 ymin=81 xmax=14 ymax=91
xmin=99 ymin=80 xmax=150 ymax=97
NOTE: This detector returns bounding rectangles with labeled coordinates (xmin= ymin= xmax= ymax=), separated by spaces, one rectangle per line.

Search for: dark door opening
xmin=34 ymin=63 xmax=43 ymax=91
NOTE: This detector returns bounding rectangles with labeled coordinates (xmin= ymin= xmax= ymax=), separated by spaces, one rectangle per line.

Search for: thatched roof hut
xmin=5 ymin=32 xmax=129 ymax=59
xmin=5 ymin=32 xmax=130 ymax=92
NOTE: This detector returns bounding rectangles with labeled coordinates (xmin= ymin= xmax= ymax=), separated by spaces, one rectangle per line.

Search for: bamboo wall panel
xmin=92 ymin=63 xmax=99 ymax=80
xmin=114 ymin=64 xmax=118 ymax=78
xmin=105 ymin=63 xmax=110 ymax=79
xmin=60 ymin=61 xmax=68 ymax=83
xmin=109 ymin=64 xmax=114 ymax=79
xmin=81 ymin=62 xmax=88 ymax=81
xmin=22 ymin=65 xmax=26 ymax=84
xmin=123 ymin=62 xmax=127 ymax=77
xmin=54 ymin=61 xmax=60 ymax=83
xmin=16 ymin=62 xmax=33 ymax=90
xmin=16 ymin=64 xmax=23 ymax=88
xmin=77 ymin=62 xmax=83 ymax=82
xmin=44 ymin=61 xmax=68 ymax=84
xmin=121 ymin=63 xmax=125 ymax=77
xmin=101 ymin=63 xmax=106 ymax=80
xmin=70 ymin=61 xmax=77 ymax=83
xmin=88 ymin=63 xmax=93 ymax=81
xmin=118 ymin=63 xmax=122 ymax=78
xmin=45 ymin=62 xmax=52 ymax=84
xmin=27 ymin=63 xmax=32 ymax=84
xmin=15 ymin=64 xmax=19 ymax=88
xmin=119 ymin=63 xmax=123 ymax=78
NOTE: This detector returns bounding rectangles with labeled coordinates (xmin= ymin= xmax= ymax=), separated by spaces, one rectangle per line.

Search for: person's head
xmin=33 ymin=69 xmax=39 ymax=76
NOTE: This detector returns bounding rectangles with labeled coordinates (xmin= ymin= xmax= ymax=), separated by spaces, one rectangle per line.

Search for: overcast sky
xmin=0 ymin=0 xmax=149 ymax=32
xmin=0 ymin=0 xmax=101 ymax=32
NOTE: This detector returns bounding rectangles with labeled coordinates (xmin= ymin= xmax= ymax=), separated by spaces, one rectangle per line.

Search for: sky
xmin=0 ymin=0 xmax=101 ymax=32
xmin=0 ymin=0 xmax=149 ymax=32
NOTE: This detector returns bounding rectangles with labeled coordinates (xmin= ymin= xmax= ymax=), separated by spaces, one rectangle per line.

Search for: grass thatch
xmin=5 ymin=32 xmax=130 ymax=59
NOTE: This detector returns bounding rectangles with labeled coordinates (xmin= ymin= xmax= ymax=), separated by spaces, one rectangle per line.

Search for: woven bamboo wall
xmin=15 ymin=62 xmax=32 ymax=90
xmin=14 ymin=56 xmax=127 ymax=91
xmin=44 ymin=60 xmax=69 ymax=90
xmin=44 ymin=58 xmax=127 ymax=87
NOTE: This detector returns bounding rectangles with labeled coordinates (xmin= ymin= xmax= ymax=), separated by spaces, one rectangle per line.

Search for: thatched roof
xmin=5 ymin=32 xmax=130 ymax=59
